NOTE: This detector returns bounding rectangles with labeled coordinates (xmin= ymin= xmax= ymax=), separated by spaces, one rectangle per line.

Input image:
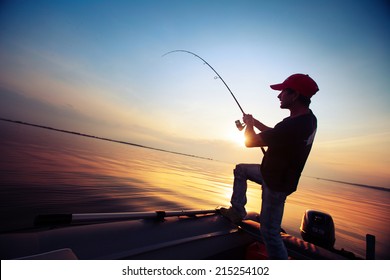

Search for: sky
xmin=0 ymin=0 xmax=389 ymax=188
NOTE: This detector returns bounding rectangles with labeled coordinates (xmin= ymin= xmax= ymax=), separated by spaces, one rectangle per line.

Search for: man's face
xmin=278 ymin=88 xmax=297 ymax=109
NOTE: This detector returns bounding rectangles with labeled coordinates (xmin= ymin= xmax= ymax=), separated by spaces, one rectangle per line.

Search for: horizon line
xmin=2 ymin=117 xmax=389 ymax=192
xmin=0 ymin=117 xmax=214 ymax=161
xmin=305 ymin=176 xmax=390 ymax=193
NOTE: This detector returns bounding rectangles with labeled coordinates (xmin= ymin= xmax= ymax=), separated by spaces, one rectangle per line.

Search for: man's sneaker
xmin=219 ymin=207 xmax=243 ymax=224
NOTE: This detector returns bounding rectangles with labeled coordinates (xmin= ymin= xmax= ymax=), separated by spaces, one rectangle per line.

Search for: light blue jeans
xmin=231 ymin=163 xmax=288 ymax=260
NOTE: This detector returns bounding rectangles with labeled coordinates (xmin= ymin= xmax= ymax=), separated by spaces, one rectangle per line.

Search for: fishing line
xmin=163 ymin=50 xmax=265 ymax=154
xmin=162 ymin=50 xmax=245 ymax=115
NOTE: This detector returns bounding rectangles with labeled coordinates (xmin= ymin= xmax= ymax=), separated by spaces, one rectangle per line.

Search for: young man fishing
xmin=220 ymin=74 xmax=319 ymax=259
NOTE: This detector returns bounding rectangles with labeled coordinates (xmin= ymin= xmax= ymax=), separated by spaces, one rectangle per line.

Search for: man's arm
xmin=243 ymin=114 xmax=270 ymax=147
xmin=253 ymin=118 xmax=272 ymax=132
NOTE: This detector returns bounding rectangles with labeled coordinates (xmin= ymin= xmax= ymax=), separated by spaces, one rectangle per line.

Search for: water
xmin=0 ymin=121 xmax=389 ymax=259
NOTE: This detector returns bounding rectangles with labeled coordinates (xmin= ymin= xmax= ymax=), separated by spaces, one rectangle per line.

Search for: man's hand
xmin=243 ymin=114 xmax=272 ymax=132
xmin=243 ymin=114 xmax=254 ymax=126
xmin=242 ymin=114 xmax=269 ymax=148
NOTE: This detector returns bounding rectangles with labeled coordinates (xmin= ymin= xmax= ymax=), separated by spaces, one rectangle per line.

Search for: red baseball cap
xmin=270 ymin=74 xmax=319 ymax=98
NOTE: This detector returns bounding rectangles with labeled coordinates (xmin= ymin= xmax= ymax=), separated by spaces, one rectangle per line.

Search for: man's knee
xmin=233 ymin=164 xmax=246 ymax=178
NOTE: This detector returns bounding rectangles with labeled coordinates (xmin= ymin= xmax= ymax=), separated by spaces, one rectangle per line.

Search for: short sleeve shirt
xmin=260 ymin=110 xmax=317 ymax=194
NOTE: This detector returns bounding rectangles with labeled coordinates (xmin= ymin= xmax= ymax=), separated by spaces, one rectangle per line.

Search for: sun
xmin=229 ymin=131 xmax=246 ymax=147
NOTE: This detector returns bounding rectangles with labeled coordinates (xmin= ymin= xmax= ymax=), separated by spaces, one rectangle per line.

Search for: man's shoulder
xmin=286 ymin=110 xmax=316 ymax=124
xmin=273 ymin=112 xmax=316 ymax=135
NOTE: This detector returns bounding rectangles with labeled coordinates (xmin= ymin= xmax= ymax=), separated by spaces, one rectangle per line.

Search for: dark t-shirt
xmin=260 ymin=110 xmax=317 ymax=194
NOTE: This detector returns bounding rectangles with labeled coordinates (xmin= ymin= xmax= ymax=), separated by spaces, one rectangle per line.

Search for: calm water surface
xmin=0 ymin=121 xmax=389 ymax=259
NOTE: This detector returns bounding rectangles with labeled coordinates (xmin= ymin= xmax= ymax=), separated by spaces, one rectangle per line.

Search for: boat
xmin=0 ymin=207 xmax=374 ymax=260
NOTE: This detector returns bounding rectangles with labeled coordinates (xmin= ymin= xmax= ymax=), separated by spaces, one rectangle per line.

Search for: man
xmin=220 ymin=73 xmax=319 ymax=259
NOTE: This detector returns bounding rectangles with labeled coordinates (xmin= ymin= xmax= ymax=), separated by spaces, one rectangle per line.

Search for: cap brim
xmin=270 ymin=83 xmax=285 ymax=91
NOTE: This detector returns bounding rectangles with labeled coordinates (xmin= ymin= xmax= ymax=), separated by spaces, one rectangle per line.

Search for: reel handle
xmin=235 ymin=120 xmax=246 ymax=131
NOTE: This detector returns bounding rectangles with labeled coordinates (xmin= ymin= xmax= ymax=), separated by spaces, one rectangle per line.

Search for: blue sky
xmin=0 ymin=0 xmax=389 ymax=187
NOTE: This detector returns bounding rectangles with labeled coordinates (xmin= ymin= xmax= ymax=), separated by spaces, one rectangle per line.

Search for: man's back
xmin=260 ymin=110 xmax=317 ymax=194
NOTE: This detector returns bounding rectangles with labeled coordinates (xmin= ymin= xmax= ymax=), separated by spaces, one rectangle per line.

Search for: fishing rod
xmin=162 ymin=50 xmax=246 ymax=131
xmin=163 ymin=50 xmax=265 ymax=154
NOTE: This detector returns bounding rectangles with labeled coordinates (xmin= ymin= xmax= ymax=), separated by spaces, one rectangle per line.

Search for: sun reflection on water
xmin=1 ymin=122 xmax=389 ymax=259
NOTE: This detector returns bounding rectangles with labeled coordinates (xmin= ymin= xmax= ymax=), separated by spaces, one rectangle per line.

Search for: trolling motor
xmin=300 ymin=209 xmax=336 ymax=249
xmin=300 ymin=209 xmax=376 ymax=259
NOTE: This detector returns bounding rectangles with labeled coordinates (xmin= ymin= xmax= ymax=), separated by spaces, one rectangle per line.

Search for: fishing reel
xmin=235 ymin=120 xmax=246 ymax=131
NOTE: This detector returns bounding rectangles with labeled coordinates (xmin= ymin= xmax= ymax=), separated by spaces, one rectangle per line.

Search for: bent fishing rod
xmin=163 ymin=50 xmax=265 ymax=154
xmin=163 ymin=50 xmax=245 ymax=115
